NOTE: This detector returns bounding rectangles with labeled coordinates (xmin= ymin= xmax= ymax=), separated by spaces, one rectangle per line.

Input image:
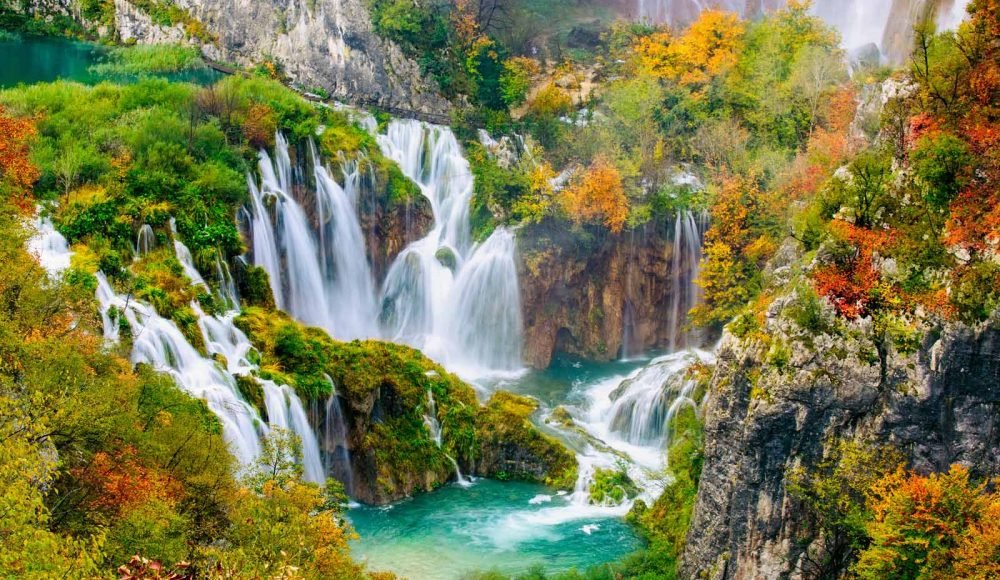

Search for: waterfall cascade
xmin=93 ymin=232 xmax=326 ymax=482
xmin=668 ymin=210 xmax=708 ymax=352
xmin=245 ymin=122 xmax=524 ymax=379
xmin=321 ymin=389 xmax=354 ymax=494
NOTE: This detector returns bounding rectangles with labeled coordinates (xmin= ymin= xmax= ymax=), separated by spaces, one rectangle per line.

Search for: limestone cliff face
xmin=517 ymin=219 xmax=705 ymax=368
xmin=26 ymin=0 xmax=449 ymax=114
xmin=680 ymin=292 xmax=1000 ymax=579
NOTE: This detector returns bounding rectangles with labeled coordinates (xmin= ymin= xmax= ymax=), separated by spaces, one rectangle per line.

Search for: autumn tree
xmin=634 ymin=10 xmax=744 ymax=89
xmin=0 ymin=106 xmax=39 ymax=209
xmin=856 ymin=465 xmax=1000 ymax=579
xmin=558 ymin=155 xmax=628 ymax=233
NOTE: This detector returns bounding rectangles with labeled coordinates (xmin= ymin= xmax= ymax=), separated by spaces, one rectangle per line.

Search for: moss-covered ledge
xmin=235 ymin=306 xmax=578 ymax=503
xmin=473 ymin=391 xmax=578 ymax=490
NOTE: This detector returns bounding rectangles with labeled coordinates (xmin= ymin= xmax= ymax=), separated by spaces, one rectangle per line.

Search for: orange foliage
xmin=859 ymin=464 xmax=1000 ymax=579
xmin=634 ymin=10 xmax=744 ymax=88
xmin=75 ymin=447 xmax=183 ymax=517
xmin=783 ymin=86 xmax=857 ymax=199
xmin=558 ymin=155 xmax=628 ymax=233
xmin=0 ymin=106 xmax=39 ymax=211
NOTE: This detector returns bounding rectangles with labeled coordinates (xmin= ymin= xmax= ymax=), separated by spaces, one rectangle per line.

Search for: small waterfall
xmin=668 ymin=211 xmax=704 ymax=352
xmin=27 ymin=215 xmax=71 ymax=276
xmin=422 ymin=389 xmax=470 ymax=486
xmin=423 ymin=389 xmax=443 ymax=447
xmin=135 ymin=224 xmax=156 ymax=256
xmin=606 ymin=356 xmax=701 ymax=446
xmin=170 ymin=219 xmax=206 ymax=287
xmin=214 ymin=253 xmax=239 ymax=310
xmin=262 ymin=380 xmax=325 ymax=484
xmin=322 ymin=389 xmax=354 ymax=494
xmin=244 ymin=173 xmax=283 ymax=309
xmin=95 ymin=273 xmax=264 ymax=465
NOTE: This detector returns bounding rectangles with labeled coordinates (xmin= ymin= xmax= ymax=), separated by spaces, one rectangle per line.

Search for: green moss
xmin=235 ymin=374 xmax=266 ymax=421
xmin=590 ymin=463 xmax=639 ymax=506
xmin=475 ymin=391 xmax=578 ymax=490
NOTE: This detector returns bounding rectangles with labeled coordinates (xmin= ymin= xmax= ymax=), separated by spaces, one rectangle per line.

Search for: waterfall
xmin=262 ymin=380 xmax=325 ymax=484
xmin=423 ymin=389 xmax=443 ymax=447
xmin=667 ymin=211 xmax=704 ymax=352
xmin=244 ymin=120 xmax=524 ymax=378
xmin=606 ymin=356 xmax=701 ymax=446
xmin=322 ymin=389 xmax=354 ymax=494
xmin=170 ymin=219 xmax=206 ymax=287
xmin=441 ymin=228 xmax=523 ymax=375
xmin=27 ymin=215 xmax=71 ymax=276
xmin=214 ymin=253 xmax=239 ymax=310
xmin=95 ymin=273 xmax=264 ymax=465
xmin=135 ymin=224 xmax=156 ymax=256
xmin=377 ymin=120 xmax=524 ymax=378
xmin=422 ymin=388 xmax=471 ymax=486
xmin=246 ymin=134 xmax=378 ymax=340
xmin=311 ymin=143 xmax=379 ymax=340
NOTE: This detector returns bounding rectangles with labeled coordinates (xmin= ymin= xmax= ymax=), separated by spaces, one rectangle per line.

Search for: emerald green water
xmin=351 ymin=356 xmax=661 ymax=579
xmin=349 ymin=479 xmax=642 ymax=579
xmin=0 ymin=34 xmax=223 ymax=88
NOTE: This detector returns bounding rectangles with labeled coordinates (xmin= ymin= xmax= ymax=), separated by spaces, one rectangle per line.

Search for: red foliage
xmin=74 ymin=447 xmax=183 ymax=517
xmin=812 ymin=222 xmax=889 ymax=319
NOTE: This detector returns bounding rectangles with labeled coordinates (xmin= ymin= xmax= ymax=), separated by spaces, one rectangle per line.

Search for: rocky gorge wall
xmin=517 ymin=218 xmax=707 ymax=368
xmin=679 ymin=285 xmax=1000 ymax=578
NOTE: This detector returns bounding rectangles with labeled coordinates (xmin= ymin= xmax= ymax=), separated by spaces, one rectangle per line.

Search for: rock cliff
xmin=517 ymin=218 xmax=707 ymax=368
xmin=680 ymin=285 xmax=1000 ymax=578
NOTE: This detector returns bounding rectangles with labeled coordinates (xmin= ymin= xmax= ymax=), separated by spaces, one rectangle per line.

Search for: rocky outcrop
xmin=472 ymin=391 xmax=578 ymax=489
xmin=680 ymin=290 xmax=1000 ymax=579
xmin=20 ymin=0 xmax=449 ymax=114
xmin=517 ymin=218 xmax=706 ymax=368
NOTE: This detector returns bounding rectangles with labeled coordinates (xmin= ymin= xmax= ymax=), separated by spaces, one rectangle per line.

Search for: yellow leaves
xmin=512 ymin=161 xmax=557 ymax=224
xmin=634 ymin=10 xmax=745 ymax=88
xmin=529 ymin=84 xmax=573 ymax=118
xmin=558 ymin=155 xmax=628 ymax=233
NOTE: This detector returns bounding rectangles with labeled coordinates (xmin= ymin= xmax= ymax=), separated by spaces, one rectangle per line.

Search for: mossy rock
xmin=474 ymin=392 xmax=578 ymax=490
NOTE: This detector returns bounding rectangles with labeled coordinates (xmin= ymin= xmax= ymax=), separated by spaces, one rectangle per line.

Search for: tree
xmin=856 ymin=465 xmax=1000 ymax=579
xmin=0 ymin=106 xmax=39 ymax=202
xmin=558 ymin=155 xmax=628 ymax=233
xmin=634 ymin=10 xmax=744 ymax=89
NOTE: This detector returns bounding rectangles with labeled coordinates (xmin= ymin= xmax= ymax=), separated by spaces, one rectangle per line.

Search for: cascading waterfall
xmin=606 ymin=353 xmax=704 ymax=446
xmin=668 ymin=210 xmax=706 ymax=352
xmin=95 ymin=273 xmax=264 ymax=465
xmin=246 ymin=134 xmax=379 ymax=340
xmin=311 ymin=142 xmax=379 ymax=340
xmin=94 ymin=229 xmax=326 ymax=481
xmin=262 ymin=380 xmax=325 ymax=484
xmin=245 ymin=121 xmax=524 ymax=378
xmin=28 ymin=215 xmax=71 ymax=276
xmin=377 ymin=119 xmax=523 ymax=377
